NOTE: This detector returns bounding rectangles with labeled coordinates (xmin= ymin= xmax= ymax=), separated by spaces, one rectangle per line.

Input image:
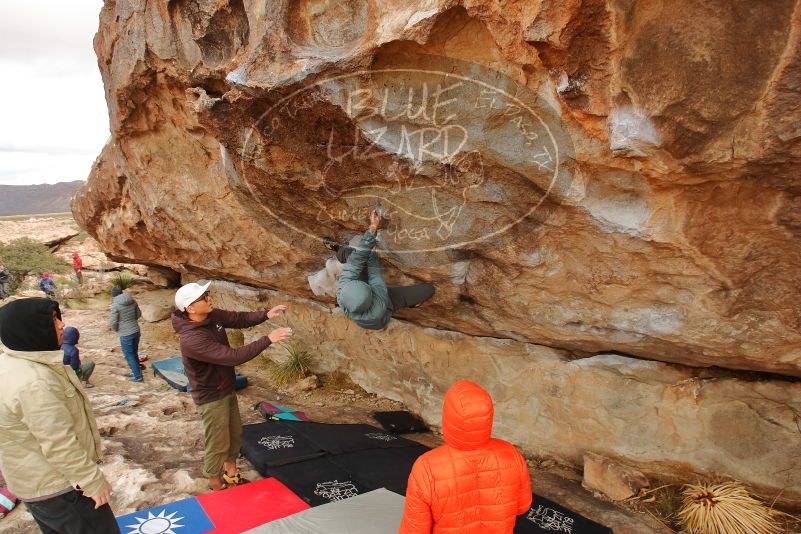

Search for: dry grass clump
xmin=678 ymin=482 xmax=782 ymax=534
xmin=323 ymin=369 xmax=357 ymax=391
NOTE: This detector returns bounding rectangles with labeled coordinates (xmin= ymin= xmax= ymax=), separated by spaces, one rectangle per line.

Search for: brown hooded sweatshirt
xmin=171 ymin=308 xmax=271 ymax=405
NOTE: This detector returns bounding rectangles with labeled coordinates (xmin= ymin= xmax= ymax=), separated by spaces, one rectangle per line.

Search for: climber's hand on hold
xmin=369 ymin=209 xmax=382 ymax=232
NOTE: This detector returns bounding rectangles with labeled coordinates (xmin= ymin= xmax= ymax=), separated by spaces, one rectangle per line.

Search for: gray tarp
xmin=244 ymin=488 xmax=405 ymax=534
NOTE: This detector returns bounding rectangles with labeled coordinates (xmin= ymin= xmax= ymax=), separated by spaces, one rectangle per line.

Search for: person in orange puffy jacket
xmin=399 ymin=381 xmax=532 ymax=534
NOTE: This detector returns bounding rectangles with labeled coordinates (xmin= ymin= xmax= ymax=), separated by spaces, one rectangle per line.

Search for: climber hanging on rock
xmin=328 ymin=209 xmax=435 ymax=330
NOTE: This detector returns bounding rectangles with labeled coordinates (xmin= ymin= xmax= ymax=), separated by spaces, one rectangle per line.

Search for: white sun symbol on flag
xmin=126 ymin=509 xmax=185 ymax=534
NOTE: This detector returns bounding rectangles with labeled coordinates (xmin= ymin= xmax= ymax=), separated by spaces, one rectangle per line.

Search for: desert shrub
xmin=110 ymin=271 xmax=136 ymax=290
xmin=0 ymin=238 xmax=65 ymax=292
xmin=270 ymin=343 xmax=312 ymax=385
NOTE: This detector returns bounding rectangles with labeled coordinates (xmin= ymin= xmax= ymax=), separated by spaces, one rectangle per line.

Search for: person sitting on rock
xmin=62 ymin=326 xmax=95 ymax=389
xmin=171 ymin=281 xmax=293 ymax=491
xmin=330 ymin=209 xmax=435 ymax=330
xmin=399 ymin=381 xmax=532 ymax=534
xmin=39 ymin=273 xmax=56 ymax=299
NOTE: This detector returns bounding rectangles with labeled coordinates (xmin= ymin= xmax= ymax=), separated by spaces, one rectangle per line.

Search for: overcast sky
xmin=0 ymin=1 xmax=107 ymax=186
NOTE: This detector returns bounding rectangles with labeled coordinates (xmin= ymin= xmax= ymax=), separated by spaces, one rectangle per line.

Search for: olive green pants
xmin=196 ymin=392 xmax=242 ymax=479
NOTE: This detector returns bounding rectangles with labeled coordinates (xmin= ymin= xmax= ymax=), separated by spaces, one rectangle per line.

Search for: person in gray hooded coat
xmin=109 ymin=287 xmax=143 ymax=381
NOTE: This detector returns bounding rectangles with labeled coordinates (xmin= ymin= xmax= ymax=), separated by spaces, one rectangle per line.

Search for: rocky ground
xmin=0 ymin=281 xmax=674 ymax=533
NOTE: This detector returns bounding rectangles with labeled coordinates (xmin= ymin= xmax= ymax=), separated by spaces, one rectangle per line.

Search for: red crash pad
xmin=196 ymin=477 xmax=309 ymax=533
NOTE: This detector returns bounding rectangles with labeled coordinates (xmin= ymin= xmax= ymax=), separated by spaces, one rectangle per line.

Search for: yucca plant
xmin=270 ymin=343 xmax=312 ymax=385
xmin=110 ymin=271 xmax=136 ymax=290
xmin=678 ymin=482 xmax=782 ymax=534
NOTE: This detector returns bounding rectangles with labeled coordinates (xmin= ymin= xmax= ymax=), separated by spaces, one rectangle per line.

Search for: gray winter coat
xmin=109 ymin=292 xmax=141 ymax=337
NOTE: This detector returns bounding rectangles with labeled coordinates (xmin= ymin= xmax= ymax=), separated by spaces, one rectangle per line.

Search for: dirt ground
xmin=0 ymin=286 xmax=675 ymax=533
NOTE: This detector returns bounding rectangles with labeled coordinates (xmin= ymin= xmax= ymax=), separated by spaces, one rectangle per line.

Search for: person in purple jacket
xmin=171 ymin=281 xmax=293 ymax=491
xmin=62 ymin=326 xmax=95 ymax=388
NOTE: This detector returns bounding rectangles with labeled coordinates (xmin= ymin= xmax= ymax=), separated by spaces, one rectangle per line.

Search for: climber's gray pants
xmin=337 ymin=246 xmax=435 ymax=310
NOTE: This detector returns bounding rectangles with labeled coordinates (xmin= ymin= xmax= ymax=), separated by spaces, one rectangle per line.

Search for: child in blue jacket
xmin=39 ymin=273 xmax=56 ymax=298
xmin=62 ymin=326 xmax=95 ymax=388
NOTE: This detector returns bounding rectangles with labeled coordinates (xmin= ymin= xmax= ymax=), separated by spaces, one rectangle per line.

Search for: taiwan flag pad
xmin=116 ymin=478 xmax=309 ymax=533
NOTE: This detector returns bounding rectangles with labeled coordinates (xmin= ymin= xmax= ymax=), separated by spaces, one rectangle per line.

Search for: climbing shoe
xmin=222 ymin=471 xmax=250 ymax=486
xmin=322 ymin=237 xmax=339 ymax=252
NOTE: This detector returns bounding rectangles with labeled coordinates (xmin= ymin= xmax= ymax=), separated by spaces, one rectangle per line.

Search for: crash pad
xmin=153 ymin=356 xmax=247 ymax=392
xmin=196 ymin=477 xmax=309 ymax=533
xmin=515 ymin=494 xmax=613 ymax=534
xmin=287 ymin=421 xmax=420 ymax=454
xmin=117 ymin=478 xmax=308 ymax=533
xmin=257 ymin=402 xmax=310 ymax=422
xmin=372 ymin=411 xmax=428 ymax=433
xmin=241 ymin=422 xmax=325 ymax=473
xmin=244 ymin=488 xmax=405 ymax=534
xmin=152 ymin=357 xmax=189 ymax=391
xmin=116 ymin=496 xmax=215 ymax=533
xmin=330 ymin=445 xmax=429 ymax=496
xmin=266 ymin=455 xmax=370 ymax=506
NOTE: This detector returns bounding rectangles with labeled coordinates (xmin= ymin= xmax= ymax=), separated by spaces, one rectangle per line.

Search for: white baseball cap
xmin=175 ymin=281 xmax=211 ymax=311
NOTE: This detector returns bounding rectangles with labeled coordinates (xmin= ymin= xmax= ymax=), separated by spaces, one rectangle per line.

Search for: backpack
xmin=0 ymin=486 xmax=17 ymax=516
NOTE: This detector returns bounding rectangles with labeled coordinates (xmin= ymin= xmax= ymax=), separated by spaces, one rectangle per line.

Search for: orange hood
xmin=442 ymin=381 xmax=493 ymax=450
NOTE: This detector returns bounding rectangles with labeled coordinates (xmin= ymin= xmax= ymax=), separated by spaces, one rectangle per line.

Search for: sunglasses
xmin=192 ymin=293 xmax=211 ymax=305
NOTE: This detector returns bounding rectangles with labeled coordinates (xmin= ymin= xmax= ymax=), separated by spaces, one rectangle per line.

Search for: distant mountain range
xmin=0 ymin=181 xmax=83 ymax=216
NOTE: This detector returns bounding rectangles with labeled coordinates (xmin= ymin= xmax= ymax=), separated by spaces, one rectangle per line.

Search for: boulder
xmin=139 ymin=303 xmax=174 ymax=323
xmin=134 ymin=289 xmax=178 ymax=322
xmin=582 ymin=453 xmax=650 ymax=501
xmin=146 ymin=266 xmax=181 ymax=288
xmin=73 ymin=0 xmax=801 ymax=378
xmin=288 ymin=374 xmax=320 ymax=393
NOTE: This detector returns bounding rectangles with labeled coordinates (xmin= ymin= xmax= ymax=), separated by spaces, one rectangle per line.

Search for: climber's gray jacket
xmin=109 ymin=292 xmax=141 ymax=337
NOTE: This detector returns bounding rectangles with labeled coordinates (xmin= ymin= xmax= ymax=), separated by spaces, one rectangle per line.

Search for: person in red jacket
xmin=171 ymin=281 xmax=293 ymax=491
xmin=399 ymin=381 xmax=532 ymax=534
xmin=71 ymin=252 xmax=83 ymax=284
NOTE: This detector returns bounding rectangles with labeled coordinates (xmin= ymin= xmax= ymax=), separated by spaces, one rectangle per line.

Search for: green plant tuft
xmin=270 ymin=343 xmax=312 ymax=385
xmin=110 ymin=271 xmax=137 ymax=291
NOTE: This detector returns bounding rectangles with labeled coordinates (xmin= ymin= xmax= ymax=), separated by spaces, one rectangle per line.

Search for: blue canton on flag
xmin=116 ymin=496 xmax=215 ymax=534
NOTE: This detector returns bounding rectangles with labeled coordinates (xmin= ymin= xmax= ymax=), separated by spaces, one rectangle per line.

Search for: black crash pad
xmin=330 ymin=445 xmax=429 ymax=496
xmin=372 ymin=411 xmax=428 ymax=433
xmin=240 ymin=422 xmax=325 ymax=474
xmin=266 ymin=456 xmax=370 ymax=507
xmin=515 ymin=495 xmax=613 ymax=534
xmin=287 ymin=421 xmax=420 ymax=454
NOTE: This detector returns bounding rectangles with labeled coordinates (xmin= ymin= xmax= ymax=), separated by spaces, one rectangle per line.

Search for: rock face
xmin=208 ymin=281 xmax=801 ymax=500
xmin=75 ymin=0 xmax=801 ymax=378
xmin=73 ymin=0 xmax=801 ymax=497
